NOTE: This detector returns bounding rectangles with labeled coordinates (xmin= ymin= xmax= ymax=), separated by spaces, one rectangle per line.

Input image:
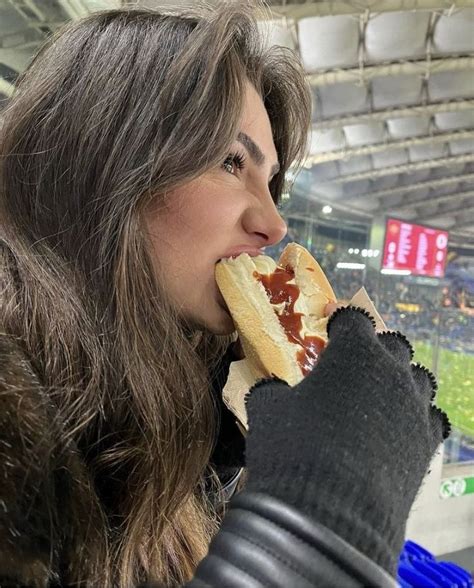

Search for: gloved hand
xmin=244 ymin=306 xmax=451 ymax=576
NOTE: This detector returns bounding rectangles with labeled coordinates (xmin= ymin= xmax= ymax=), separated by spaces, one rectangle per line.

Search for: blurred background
xmin=1 ymin=0 xmax=472 ymax=568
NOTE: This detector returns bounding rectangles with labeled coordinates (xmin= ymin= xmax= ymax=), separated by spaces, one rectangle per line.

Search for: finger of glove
xmin=411 ymin=363 xmax=438 ymax=402
xmin=245 ymin=376 xmax=291 ymax=428
xmin=429 ymin=405 xmax=452 ymax=447
xmin=246 ymin=375 xmax=290 ymax=409
xmin=377 ymin=331 xmax=414 ymax=365
xmin=326 ymin=305 xmax=377 ymax=342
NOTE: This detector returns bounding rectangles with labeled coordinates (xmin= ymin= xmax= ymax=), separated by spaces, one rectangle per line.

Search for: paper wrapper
xmin=222 ymin=287 xmax=386 ymax=432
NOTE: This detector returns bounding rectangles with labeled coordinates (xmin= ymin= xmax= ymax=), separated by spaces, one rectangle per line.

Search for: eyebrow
xmin=237 ymin=132 xmax=280 ymax=178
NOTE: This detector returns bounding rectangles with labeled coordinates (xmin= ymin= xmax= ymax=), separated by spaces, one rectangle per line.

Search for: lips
xmin=218 ymin=247 xmax=266 ymax=262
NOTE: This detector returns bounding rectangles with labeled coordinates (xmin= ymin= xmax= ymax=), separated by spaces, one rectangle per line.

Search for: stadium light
xmin=381 ymin=269 xmax=412 ymax=275
xmin=336 ymin=262 xmax=366 ymax=270
xmin=322 ymin=205 xmax=332 ymax=214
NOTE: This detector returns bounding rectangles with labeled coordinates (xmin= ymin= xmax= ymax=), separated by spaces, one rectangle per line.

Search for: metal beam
xmin=0 ymin=28 xmax=43 ymax=49
xmin=453 ymin=216 xmax=474 ymax=230
xmin=418 ymin=202 xmax=474 ymax=221
xmin=450 ymin=238 xmax=474 ymax=247
xmin=56 ymin=0 xmax=90 ymax=19
xmin=55 ymin=0 xmax=80 ymax=19
xmin=266 ymin=0 xmax=474 ymax=19
xmin=308 ymin=57 xmax=474 ymax=87
xmin=318 ymin=154 xmax=474 ymax=184
xmin=450 ymin=228 xmax=474 ymax=239
xmin=9 ymin=0 xmax=47 ymax=22
xmin=314 ymin=100 xmax=474 ymax=130
xmin=285 ymin=212 xmax=369 ymax=233
xmin=0 ymin=78 xmax=14 ymax=97
xmin=308 ymin=130 xmax=474 ymax=165
xmin=292 ymin=186 xmax=373 ymax=219
xmin=383 ymin=189 xmax=474 ymax=213
xmin=365 ymin=173 xmax=474 ymax=202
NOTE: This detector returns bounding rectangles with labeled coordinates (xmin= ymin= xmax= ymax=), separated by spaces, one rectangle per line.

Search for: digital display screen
xmin=382 ymin=218 xmax=449 ymax=277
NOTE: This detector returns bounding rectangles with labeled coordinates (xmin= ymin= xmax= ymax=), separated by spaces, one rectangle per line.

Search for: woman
xmin=0 ymin=4 xmax=450 ymax=587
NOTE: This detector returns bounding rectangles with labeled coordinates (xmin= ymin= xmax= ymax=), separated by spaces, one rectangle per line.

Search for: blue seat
xmin=397 ymin=541 xmax=473 ymax=588
xmin=398 ymin=562 xmax=440 ymax=587
xmin=411 ymin=559 xmax=456 ymax=588
xmin=403 ymin=540 xmax=435 ymax=562
xmin=437 ymin=562 xmax=471 ymax=588
xmin=438 ymin=562 xmax=473 ymax=588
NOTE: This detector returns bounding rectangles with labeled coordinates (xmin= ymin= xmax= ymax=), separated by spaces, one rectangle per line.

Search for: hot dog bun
xmin=215 ymin=243 xmax=336 ymax=386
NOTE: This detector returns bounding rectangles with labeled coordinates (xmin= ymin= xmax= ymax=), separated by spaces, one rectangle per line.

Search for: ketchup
xmin=254 ymin=266 xmax=325 ymax=376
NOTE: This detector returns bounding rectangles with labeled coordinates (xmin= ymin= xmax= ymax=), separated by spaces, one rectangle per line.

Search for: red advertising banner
xmin=382 ymin=218 xmax=449 ymax=277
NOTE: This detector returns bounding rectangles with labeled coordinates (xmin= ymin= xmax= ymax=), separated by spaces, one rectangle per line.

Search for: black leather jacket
xmin=186 ymin=490 xmax=398 ymax=587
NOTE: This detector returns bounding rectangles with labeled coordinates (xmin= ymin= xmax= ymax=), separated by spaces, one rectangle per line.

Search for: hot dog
xmin=215 ymin=243 xmax=336 ymax=386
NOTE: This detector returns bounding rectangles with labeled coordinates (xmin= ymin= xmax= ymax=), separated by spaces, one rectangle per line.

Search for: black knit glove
xmin=245 ymin=306 xmax=451 ymax=577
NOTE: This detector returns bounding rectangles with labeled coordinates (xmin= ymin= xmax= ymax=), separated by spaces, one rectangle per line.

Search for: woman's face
xmin=145 ymin=82 xmax=287 ymax=335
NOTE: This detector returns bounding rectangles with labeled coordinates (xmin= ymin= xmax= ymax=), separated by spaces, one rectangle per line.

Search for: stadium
xmin=0 ymin=0 xmax=473 ymax=584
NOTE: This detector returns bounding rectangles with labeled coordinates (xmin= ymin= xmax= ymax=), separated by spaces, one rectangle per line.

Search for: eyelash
xmin=221 ymin=151 xmax=282 ymax=209
xmin=222 ymin=151 xmax=246 ymax=175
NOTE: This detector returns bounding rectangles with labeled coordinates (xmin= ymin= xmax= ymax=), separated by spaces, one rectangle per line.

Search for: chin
xmin=207 ymin=308 xmax=236 ymax=335
xmin=198 ymin=303 xmax=236 ymax=335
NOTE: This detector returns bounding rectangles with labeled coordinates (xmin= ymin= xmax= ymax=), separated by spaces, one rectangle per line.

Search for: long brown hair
xmin=0 ymin=3 xmax=311 ymax=586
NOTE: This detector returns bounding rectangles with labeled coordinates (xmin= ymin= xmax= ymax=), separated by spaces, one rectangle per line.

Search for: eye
xmin=222 ymin=151 xmax=246 ymax=176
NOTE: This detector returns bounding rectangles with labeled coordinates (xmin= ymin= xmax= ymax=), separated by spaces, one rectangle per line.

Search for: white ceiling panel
xmin=409 ymin=143 xmax=447 ymax=162
xmin=258 ymin=19 xmax=296 ymax=51
xmin=372 ymin=149 xmax=409 ymax=169
xmin=365 ymin=11 xmax=430 ymax=62
xmin=309 ymin=128 xmax=345 ymax=154
xmin=352 ymin=197 xmax=380 ymax=211
xmin=396 ymin=208 xmax=418 ymax=220
xmin=342 ymin=179 xmax=372 ymax=196
xmin=0 ymin=48 xmax=34 ymax=73
xmin=404 ymin=170 xmax=433 ymax=182
xmin=431 ymin=183 xmax=463 ymax=196
xmin=298 ymin=15 xmax=359 ymax=71
xmin=430 ymin=166 xmax=459 ymax=179
xmin=432 ymin=8 xmax=474 ymax=56
xmin=430 ymin=216 xmax=456 ymax=228
xmin=449 ymin=138 xmax=474 ymax=155
xmin=373 ymin=175 xmax=401 ymax=190
xmin=314 ymin=183 xmax=343 ymax=199
xmin=387 ymin=115 xmax=430 ymax=139
xmin=371 ymin=74 xmax=423 ymax=109
xmin=339 ymin=155 xmax=372 ymax=175
xmin=429 ymin=71 xmax=474 ymax=101
xmin=311 ymin=161 xmax=339 ymax=181
xmin=344 ymin=121 xmax=385 ymax=146
xmin=316 ymin=82 xmax=369 ymax=117
xmin=434 ymin=110 xmax=474 ymax=131
xmin=406 ymin=187 xmax=431 ymax=201
xmin=0 ymin=7 xmax=27 ymax=34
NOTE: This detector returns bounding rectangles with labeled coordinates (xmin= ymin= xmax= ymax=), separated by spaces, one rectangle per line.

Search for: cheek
xmin=145 ymin=182 xmax=243 ymax=283
xmin=176 ymin=193 xmax=242 ymax=253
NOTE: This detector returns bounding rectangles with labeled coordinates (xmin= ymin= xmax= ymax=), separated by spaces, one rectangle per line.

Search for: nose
xmin=242 ymin=190 xmax=288 ymax=247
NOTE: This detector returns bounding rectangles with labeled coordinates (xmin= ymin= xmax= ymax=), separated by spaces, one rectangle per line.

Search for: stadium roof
xmin=1 ymin=0 xmax=473 ymax=248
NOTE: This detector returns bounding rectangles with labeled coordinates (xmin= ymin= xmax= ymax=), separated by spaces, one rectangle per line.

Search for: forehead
xmin=239 ymin=82 xmax=278 ymax=162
